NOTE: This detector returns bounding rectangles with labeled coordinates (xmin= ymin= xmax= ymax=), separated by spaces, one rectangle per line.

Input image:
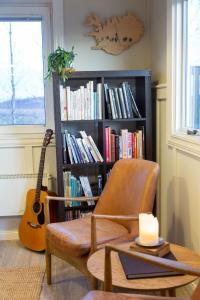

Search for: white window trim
xmin=167 ymin=0 xmax=200 ymax=157
xmin=0 ymin=0 xmax=64 ymax=144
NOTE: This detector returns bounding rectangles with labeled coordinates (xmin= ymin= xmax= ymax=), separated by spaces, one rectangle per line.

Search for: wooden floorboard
xmin=0 ymin=240 xmax=192 ymax=300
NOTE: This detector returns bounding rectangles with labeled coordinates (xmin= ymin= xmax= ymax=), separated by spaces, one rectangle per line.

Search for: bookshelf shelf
xmin=52 ymin=70 xmax=155 ymax=221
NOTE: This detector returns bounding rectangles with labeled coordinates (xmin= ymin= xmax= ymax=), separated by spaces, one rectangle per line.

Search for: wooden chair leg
xmin=90 ymin=275 xmax=98 ymax=290
xmin=168 ymin=288 xmax=176 ymax=297
xmin=46 ymin=250 xmax=52 ymax=285
xmin=160 ymin=290 xmax=167 ymax=296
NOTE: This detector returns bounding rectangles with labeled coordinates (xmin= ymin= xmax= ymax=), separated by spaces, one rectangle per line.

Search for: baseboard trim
xmin=0 ymin=230 xmax=19 ymax=240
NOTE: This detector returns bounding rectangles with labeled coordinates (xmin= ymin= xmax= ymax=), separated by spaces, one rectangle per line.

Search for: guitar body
xmin=18 ymin=129 xmax=59 ymax=252
xmin=19 ymin=189 xmax=49 ymax=252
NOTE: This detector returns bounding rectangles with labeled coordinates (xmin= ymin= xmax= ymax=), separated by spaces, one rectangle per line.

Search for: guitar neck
xmin=35 ymin=147 xmax=46 ymax=201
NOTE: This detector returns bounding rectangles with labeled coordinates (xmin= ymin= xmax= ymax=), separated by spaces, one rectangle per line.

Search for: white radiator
xmin=0 ymin=173 xmax=51 ymax=216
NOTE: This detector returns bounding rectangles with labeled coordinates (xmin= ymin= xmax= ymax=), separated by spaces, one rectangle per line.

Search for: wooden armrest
xmin=104 ymin=244 xmax=200 ymax=292
xmin=90 ymin=214 xmax=139 ymax=254
xmin=46 ymin=195 xmax=99 ymax=202
xmin=45 ymin=196 xmax=99 ymax=225
xmin=92 ymin=213 xmax=139 ymax=221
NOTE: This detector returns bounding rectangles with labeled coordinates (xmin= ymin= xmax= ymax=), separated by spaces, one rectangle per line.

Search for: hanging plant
xmin=45 ymin=46 xmax=76 ymax=82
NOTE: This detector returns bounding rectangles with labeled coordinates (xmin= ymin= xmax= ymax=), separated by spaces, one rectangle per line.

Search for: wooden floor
xmin=0 ymin=240 xmax=192 ymax=300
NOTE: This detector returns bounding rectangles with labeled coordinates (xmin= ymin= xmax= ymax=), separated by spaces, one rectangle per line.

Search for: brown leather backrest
xmin=94 ymin=159 xmax=160 ymax=232
xmin=192 ymin=281 xmax=200 ymax=300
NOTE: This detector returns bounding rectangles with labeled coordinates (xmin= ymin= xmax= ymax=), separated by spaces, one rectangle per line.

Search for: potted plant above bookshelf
xmin=45 ymin=46 xmax=76 ymax=83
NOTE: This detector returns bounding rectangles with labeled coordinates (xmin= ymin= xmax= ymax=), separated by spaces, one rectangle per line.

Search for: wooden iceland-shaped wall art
xmin=84 ymin=12 xmax=144 ymax=55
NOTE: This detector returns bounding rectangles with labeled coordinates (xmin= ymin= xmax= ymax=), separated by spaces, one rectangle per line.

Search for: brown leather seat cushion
xmin=46 ymin=217 xmax=129 ymax=257
xmin=82 ymin=291 xmax=189 ymax=300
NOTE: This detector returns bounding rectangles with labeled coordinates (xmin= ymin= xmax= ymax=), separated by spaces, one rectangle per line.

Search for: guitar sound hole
xmin=33 ymin=202 xmax=41 ymax=214
xmin=38 ymin=203 xmax=45 ymax=225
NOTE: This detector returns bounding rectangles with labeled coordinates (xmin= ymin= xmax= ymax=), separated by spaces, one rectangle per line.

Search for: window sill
xmin=167 ymin=132 xmax=200 ymax=158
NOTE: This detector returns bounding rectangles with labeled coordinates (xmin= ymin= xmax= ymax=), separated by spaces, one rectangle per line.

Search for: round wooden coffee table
xmin=87 ymin=242 xmax=200 ymax=296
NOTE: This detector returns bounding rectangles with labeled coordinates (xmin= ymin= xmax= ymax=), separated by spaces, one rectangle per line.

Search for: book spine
xmin=97 ymin=83 xmax=102 ymax=119
xmin=128 ymin=84 xmax=142 ymax=118
xmin=82 ymin=138 xmax=95 ymax=163
xmin=121 ymin=129 xmax=128 ymax=159
xmin=88 ymin=135 xmax=104 ymax=162
xmin=71 ymin=135 xmax=84 ymax=163
xmin=60 ymin=85 xmax=67 ymax=121
xmin=105 ymin=127 xmax=109 ymax=163
xmin=122 ymin=82 xmax=132 ymax=119
xmin=104 ymin=83 xmax=112 ymax=119
xmin=111 ymin=133 xmax=116 ymax=162
xmin=114 ymin=88 xmax=122 ymax=119
xmin=64 ymin=130 xmax=74 ymax=164
xmin=63 ymin=133 xmax=67 ymax=163
xmin=127 ymin=132 xmax=133 ymax=158
xmin=76 ymin=138 xmax=90 ymax=163
xmin=115 ymin=134 xmax=119 ymax=161
xmin=79 ymin=131 xmax=99 ymax=162
xmin=118 ymin=87 xmax=127 ymax=119
xmin=66 ymin=86 xmax=71 ymax=120
xmin=108 ymin=88 xmax=116 ymax=119
xmin=97 ymin=174 xmax=103 ymax=195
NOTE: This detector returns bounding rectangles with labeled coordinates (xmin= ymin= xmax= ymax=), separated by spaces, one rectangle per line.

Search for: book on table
xmin=119 ymin=251 xmax=183 ymax=279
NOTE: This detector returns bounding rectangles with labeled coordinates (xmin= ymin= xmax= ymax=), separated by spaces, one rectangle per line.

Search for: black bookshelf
xmin=52 ymin=70 xmax=155 ymax=220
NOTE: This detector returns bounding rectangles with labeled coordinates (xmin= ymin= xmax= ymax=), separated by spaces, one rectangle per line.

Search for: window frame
xmin=167 ymin=0 xmax=200 ymax=154
xmin=0 ymin=4 xmax=52 ymax=136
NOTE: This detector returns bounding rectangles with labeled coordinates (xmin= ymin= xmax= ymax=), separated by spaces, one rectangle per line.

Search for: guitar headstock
xmin=43 ymin=129 xmax=54 ymax=147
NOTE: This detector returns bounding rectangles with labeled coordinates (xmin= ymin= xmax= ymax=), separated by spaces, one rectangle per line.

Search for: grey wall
xmin=63 ymin=0 xmax=151 ymax=71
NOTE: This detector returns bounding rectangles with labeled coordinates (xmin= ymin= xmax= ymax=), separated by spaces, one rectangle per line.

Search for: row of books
xmin=60 ymin=81 xmax=102 ymax=121
xmin=63 ymin=130 xmax=103 ymax=164
xmin=65 ymin=209 xmax=93 ymax=221
xmin=105 ymin=127 xmax=144 ymax=163
xmin=104 ymin=82 xmax=141 ymax=120
xmin=64 ymin=172 xmax=99 ymax=207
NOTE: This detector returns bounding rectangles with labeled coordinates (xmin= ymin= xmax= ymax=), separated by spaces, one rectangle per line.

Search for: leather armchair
xmin=45 ymin=159 xmax=160 ymax=286
xmin=83 ymin=244 xmax=200 ymax=300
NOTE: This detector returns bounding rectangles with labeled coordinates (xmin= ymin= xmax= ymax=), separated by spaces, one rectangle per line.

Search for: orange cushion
xmin=46 ymin=216 xmax=129 ymax=257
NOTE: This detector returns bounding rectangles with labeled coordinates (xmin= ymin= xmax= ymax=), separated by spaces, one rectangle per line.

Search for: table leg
xmin=90 ymin=276 xmax=98 ymax=290
xmin=168 ymin=288 xmax=176 ymax=297
xmin=160 ymin=290 xmax=167 ymax=296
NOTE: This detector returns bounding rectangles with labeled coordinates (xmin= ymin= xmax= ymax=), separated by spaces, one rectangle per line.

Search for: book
xmin=113 ymin=88 xmax=122 ymax=119
xmin=118 ymin=87 xmax=127 ymax=119
xmin=79 ymin=176 xmax=95 ymax=205
xmin=108 ymin=88 xmax=117 ymax=119
xmin=122 ymin=82 xmax=133 ymax=119
xmin=130 ymin=241 xmax=170 ymax=257
xmin=119 ymin=251 xmax=183 ymax=279
xmin=104 ymin=83 xmax=112 ymax=119
xmin=97 ymin=174 xmax=103 ymax=195
xmin=62 ymin=133 xmax=67 ymax=163
xmin=88 ymin=135 xmax=104 ymax=162
xmin=64 ymin=130 xmax=74 ymax=164
xmin=60 ymin=85 xmax=67 ymax=121
xmin=127 ymin=83 xmax=142 ymax=118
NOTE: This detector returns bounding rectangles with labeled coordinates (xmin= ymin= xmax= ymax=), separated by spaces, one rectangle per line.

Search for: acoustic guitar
xmin=19 ymin=129 xmax=56 ymax=252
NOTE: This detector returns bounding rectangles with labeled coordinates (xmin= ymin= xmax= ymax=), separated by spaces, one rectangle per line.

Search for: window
xmin=184 ymin=0 xmax=200 ymax=129
xmin=0 ymin=5 xmax=52 ymax=133
xmin=0 ymin=18 xmax=45 ymax=125
xmin=172 ymin=0 xmax=200 ymax=133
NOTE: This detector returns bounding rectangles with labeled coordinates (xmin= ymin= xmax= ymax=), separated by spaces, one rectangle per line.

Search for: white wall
xmin=63 ymin=0 xmax=151 ymax=71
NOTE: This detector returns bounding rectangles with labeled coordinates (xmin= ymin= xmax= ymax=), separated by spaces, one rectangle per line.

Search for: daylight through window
xmin=184 ymin=0 xmax=200 ymax=129
xmin=0 ymin=18 xmax=45 ymax=125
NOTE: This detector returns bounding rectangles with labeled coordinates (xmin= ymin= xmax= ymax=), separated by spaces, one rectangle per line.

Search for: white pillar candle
xmin=139 ymin=213 xmax=159 ymax=245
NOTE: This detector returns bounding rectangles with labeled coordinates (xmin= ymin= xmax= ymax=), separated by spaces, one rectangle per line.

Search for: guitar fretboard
xmin=35 ymin=146 xmax=46 ymax=203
